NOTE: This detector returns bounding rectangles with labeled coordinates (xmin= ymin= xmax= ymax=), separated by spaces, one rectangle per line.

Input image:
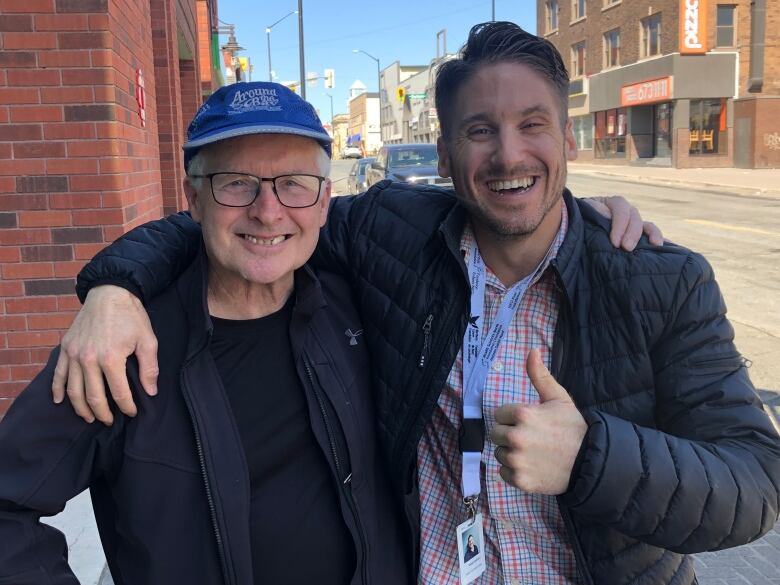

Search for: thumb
xmin=526 ymin=349 xmax=569 ymax=403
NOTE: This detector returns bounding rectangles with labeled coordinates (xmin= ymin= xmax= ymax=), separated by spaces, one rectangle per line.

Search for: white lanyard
xmin=460 ymin=238 xmax=551 ymax=504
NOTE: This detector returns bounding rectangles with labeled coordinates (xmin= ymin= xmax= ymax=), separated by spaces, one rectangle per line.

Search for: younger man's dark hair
xmin=435 ymin=21 xmax=570 ymax=141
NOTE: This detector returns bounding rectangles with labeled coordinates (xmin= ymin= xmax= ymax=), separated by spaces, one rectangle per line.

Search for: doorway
xmin=653 ymin=102 xmax=672 ymax=158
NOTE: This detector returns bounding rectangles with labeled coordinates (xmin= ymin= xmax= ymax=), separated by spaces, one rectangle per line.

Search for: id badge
xmin=456 ymin=513 xmax=486 ymax=584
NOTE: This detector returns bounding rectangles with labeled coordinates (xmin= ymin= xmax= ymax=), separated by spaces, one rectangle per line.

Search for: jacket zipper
xmin=418 ymin=314 xmax=433 ymax=368
xmin=181 ymin=366 xmax=231 ymax=585
xmin=304 ymin=359 xmax=370 ymax=585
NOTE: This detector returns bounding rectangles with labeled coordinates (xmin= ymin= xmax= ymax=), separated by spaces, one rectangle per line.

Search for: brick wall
xmin=151 ymin=0 xmax=185 ymax=215
xmin=540 ymin=0 xmax=680 ymax=77
xmin=0 ymin=0 xmax=203 ymax=414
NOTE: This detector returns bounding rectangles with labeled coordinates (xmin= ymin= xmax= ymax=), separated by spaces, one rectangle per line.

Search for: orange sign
xmin=621 ymin=77 xmax=673 ymax=107
xmin=679 ymin=0 xmax=708 ymax=54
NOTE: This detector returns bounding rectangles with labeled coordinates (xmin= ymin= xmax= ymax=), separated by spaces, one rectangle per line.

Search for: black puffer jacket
xmin=77 ymin=182 xmax=780 ymax=584
xmin=1 ymin=249 xmax=409 ymax=585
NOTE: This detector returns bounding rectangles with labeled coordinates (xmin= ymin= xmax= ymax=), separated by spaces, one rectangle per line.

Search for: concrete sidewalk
xmin=569 ymin=162 xmax=780 ymax=199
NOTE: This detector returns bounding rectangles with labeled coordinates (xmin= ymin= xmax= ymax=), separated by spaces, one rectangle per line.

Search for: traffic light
xmin=324 ymin=68 xmax=335 ymax=89
xmin=396 ymin=87 xmax=405 ymax=102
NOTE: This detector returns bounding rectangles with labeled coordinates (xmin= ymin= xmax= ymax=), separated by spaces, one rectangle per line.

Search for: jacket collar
xmin=437 ymin=188 xmax=588 ymax=311
xmin=551 ymin=189 xmax=584 ymax=310
xmin=175 ymin=243 xmax=327 ymax=361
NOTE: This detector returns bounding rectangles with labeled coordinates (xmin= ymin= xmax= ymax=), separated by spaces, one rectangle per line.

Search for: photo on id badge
xmin=456 ymin=513 xmax=486 ymax=584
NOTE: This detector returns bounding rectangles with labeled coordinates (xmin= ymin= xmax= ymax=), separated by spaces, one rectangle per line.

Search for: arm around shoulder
xmin=76 ymin=211 xmax=202 ymax=304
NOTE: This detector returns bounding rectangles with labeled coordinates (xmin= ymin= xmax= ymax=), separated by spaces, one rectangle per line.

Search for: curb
xmin=568 ymin=168 xmax=780 ymax=200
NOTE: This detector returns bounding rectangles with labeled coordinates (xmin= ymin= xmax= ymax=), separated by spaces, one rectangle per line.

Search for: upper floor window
xmin=603 ymin=29 xmax=620 ymax=68
xmin=603 ymin=0 xmax=620 ymax=7
xmin=641 ymin=13 xmax=662 ymax=58
xmin=545 ymin=0 xmax=559 ymax=33
xmin=572 ymin=0 xmax=586 ymax=20
xmin=716 ymin=5 xmax=736 ymax=47
xmin=571 ymin=42 xmax=586 ymax=77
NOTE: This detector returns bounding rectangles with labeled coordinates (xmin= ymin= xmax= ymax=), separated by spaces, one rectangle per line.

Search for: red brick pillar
xmin=180 ymin=58 xmax=200 ymax=142
xmin=0 ymin=0 xmax=163 ymax=413
xmin=150 ymin=0 xmax=185 ymax=215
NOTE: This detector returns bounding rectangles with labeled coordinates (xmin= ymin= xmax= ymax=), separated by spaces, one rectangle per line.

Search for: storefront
xmin=588 ymin=52 xmax=737 ymax=168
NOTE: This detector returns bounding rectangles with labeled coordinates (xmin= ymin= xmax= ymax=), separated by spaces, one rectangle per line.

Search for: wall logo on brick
xmin=135 ymin=69 xmax=146 ymax=128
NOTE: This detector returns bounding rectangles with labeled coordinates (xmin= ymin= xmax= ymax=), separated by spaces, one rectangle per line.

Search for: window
xmin=545 ymin=0 xmax=559 ymax=33
xmin=689 ymin=98 xmax=728 ymax=155
xmin=716 ymin=5 xmax=736 ymax=47
xmin=603 ymin=29 xmax=620 ymax=68
xmin=571 ymin=42 xmax=586 ymax=78
xmin=594 ymin=108 xmax=627 ymax=158
xmin=641 ymin=13 xmax=661 ymax=58
xmin=603 ymin=0 xmax=620 ymax=7
xmin=572 ymin=115 xmax=593 ymax=150
xmin=572 ymin=0 xmax=586 ymax=20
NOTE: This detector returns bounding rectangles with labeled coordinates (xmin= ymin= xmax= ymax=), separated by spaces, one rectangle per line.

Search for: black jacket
xmin=75 ymin=182 xmax=780 ymax=584
xmin=0 ymin=249 xmax=409 ymax=585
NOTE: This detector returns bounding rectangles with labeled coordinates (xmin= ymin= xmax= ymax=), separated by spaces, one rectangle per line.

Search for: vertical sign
xmin=679 ymin=0 xmax=708 ymax=54
xmin=135 ymin=69 xmax=146 ymax=128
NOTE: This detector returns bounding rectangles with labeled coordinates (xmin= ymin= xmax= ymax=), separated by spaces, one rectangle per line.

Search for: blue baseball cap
xmin=183 ymin=81 xmax=332 ymax=169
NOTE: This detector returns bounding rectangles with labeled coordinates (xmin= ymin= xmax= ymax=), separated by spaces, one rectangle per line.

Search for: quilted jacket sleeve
xmin=75 ymin=212 xmax=202 ymax=304
xmin=0 ymin=349 xmax=125 ymax=584
xmin=562 ymin=253 xmax=780 ymax=553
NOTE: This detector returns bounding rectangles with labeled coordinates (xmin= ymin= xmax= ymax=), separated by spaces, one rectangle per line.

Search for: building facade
xmin=331 ymin=112 xmax=350 ymax=159
xmin=348 ymin=91 xmax=381 ymax=155
xmin=539 ymin=0 xmax=779 ymax=168
xmin=0 ymin=0 xmax=222 ymax=413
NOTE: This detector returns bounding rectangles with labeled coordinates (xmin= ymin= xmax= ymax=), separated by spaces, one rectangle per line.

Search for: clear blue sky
xmin=217 ymin=0 xmax=537 ymax=124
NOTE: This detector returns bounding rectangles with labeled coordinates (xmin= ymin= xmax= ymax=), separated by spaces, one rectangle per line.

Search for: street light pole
xmin=353 ymin=49 xmax=382 ymax=147
xmin=265 ymin=9 xmax=297 ymax=83
xmin=298 ymin=0 xmax=306 ymax=99
xmin=326 ymin=93 xmax=334 ymax=127
xmin=492 ymin=0 xmax=496 ymax=20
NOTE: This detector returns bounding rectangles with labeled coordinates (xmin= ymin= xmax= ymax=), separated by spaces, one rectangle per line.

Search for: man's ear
xmin=564 ymin=118 xmax=578 ymax=162
xmin=319 ymin=179 xmax=332 ymax=227
xmin=183 ymin=178 xmax=203 ymax=223
xmin=437 ymin=136 xmax=451 ymax=178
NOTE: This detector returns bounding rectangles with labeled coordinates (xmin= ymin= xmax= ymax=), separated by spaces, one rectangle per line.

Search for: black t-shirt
xmin=209 ymin=298 xmax=356 ymax=584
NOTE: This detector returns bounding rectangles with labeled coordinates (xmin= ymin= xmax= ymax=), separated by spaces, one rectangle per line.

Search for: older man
xmin=46 ymin=22 xmax=780 ymax=585
xmin=0 ymin=83 xmax=407 ymax=585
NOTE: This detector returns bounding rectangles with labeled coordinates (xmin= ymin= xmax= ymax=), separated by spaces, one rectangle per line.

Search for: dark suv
xmin=365 ymin=143 xmax=453 ymax=189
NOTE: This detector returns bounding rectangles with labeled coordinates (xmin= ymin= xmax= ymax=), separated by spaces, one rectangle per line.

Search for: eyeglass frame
xmin=187 ymin=172 xmax=328 ymax=209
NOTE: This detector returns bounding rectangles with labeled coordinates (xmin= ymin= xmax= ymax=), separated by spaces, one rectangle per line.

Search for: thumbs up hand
xmin=489 ymin=348 xmax=588 ymax=495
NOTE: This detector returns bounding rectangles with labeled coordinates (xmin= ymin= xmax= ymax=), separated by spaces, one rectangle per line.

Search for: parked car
xmin=341 ymin=145 xmax=363 ymax=159
xmin=346 ymin=157 xmax=376 ymax=195
xmin=365 ymin=143 xmax=453 ymax=189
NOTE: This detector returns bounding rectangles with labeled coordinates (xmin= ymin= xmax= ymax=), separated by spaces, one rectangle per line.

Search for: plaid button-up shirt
xmin=416 ymin=206 xmax=581 ymax=584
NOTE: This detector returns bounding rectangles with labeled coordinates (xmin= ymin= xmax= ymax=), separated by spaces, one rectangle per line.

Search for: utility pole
xmin=298 ymin=0 xmax=306 ymax=99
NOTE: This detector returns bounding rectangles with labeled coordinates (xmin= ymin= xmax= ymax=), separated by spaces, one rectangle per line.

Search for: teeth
xmin=487 ymin=177 xmax=536 ymax=191
xmin=243 ymin=234 xmax=286 ymax=246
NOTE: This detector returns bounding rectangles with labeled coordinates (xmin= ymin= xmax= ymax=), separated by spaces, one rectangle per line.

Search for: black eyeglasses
xmin=188 ymin=172 xmax=326 ymax=209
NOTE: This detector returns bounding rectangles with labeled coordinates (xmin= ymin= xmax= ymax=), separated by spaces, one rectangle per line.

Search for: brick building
xmin=0 ymin=0 xmax=222 ymax=414
xmin=538 ymin=0 xmax=779 ymax=168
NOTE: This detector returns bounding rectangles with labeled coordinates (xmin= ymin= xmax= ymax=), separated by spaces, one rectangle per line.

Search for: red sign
xmin=135 ymin=69 xmax=146 ymax=128
xmin=679 ymin=0 xmax=708 ymax=54
xmin=621 ymin=77 xmax=673 ymax=107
